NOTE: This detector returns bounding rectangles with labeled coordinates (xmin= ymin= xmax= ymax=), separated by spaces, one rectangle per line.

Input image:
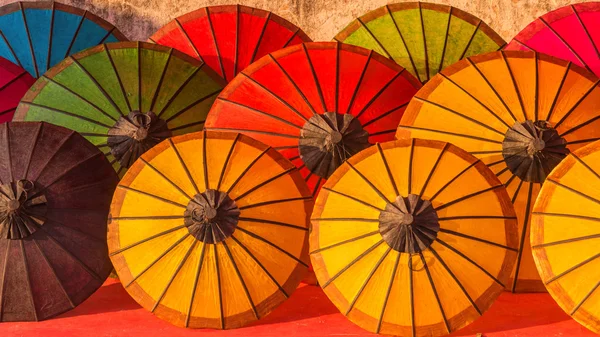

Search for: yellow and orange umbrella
xmin=397 ymin=51 xmax=600 ymax=292
xmin=532 ymin=140 xmax=600 ymax=333
xmin=311 ymin=138 xmax=518 ymax=337
xmin=108 ymin=131 xmax=312 ymax=329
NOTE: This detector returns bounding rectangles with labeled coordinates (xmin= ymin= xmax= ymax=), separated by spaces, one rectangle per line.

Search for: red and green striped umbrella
xmin=335 ymin=2 xmax=505 ymax=83
xmin=13 ymin=42 xmax=226 ymax=177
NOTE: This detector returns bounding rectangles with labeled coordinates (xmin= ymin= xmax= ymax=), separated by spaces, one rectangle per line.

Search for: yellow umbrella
xmin=532 ymin=140 xmax=600 ymax=333
xmin=397 ymin=51 xmax=600 ymax=292
xmin=109 ymin=131 xmax=312 ymax=329
xmin=311 ymin=138 xmax=518 ymax=336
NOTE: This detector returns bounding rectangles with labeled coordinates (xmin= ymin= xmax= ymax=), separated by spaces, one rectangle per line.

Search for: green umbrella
xmin=14 ymin=41 xmax=225 ymax=177
xmin=334 ymin=2 xmax=505 ymax=83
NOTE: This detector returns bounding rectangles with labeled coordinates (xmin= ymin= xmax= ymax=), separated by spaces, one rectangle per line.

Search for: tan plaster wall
xmin=0 ymin=0 xmax=596 ymax=43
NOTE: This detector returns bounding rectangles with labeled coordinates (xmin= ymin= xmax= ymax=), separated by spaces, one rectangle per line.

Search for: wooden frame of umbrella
xmin=334 ymin=2 xmax=505 ymax=83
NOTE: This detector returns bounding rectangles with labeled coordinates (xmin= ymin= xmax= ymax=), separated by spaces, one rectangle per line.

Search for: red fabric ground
xmin=0 ymin=278 xmax=596 ymax=337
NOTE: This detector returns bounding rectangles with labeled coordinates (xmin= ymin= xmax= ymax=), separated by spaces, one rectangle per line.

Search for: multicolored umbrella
xmin=0 ymin=57 xmax=35 ymax=123
xmin=13 ymin=42 xmax=226 ymax=177
xmin=311 ymin=138 xmax=518 ymax=336
xmin=109 ymin=131 xmax=312 ymax=329
xmin=335 ymin=2 xmax=505 ymax=83
xmin=149 ymin=5 xmax=311 ymax=82
xmin=397 ymin=51 xmax=600 ymax=292
xmin=532 ymin=139 xmax=600 ymax=334
xmin=206 ymin=42 xmax=421 ymax=196
xmin=0 ymin=122 xmax=117 ymax=321
xmin=506 ymin=2 xmax=600 ymax=77
xmin=0 ymin=1 xmax=127 ymax=78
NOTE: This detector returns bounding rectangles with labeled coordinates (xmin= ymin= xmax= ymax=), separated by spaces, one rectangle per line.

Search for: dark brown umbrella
xmin=0 ymin=122 xmax=118 ymax=321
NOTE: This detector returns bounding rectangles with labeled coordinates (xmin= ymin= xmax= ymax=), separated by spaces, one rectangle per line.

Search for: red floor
xmin=0 ymin=278 xmax=596 ymax=337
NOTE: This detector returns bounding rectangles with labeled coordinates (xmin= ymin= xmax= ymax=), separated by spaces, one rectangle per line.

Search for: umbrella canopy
xmin=532 ymin=139 xmax=600 ymax=333
xmin=334 ymin=2 xmax=505 ymax=84
xmin=109 ymin=130 xmax=312 ymax=329
xmin=310 ymin=138 xmax=518 ymax=337
xmin=397 ymin=51 xmax=600 ymax=292
xmin=149 ymin=5 xmax=311 ymax=83
xmin=0 ymin=122 xmax=117 ymax=321
xmin=206 ymin=42 xmax=421 ymax=196
xmin=13 ymin=42 xmax=226 ymax=177
xmin=0 ymin=1 xmax=127 ymax=78
xmin=0 ymin=57 xmax=35 ymax=123
xmin=505 ymin=2 xmax=600 ymax=78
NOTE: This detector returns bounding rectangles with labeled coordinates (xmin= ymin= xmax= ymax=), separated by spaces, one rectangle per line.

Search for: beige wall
xmin=1 ymin=0 xmax=596 ymax=42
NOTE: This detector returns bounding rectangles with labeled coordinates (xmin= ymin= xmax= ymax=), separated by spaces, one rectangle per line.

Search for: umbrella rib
xmin=217 ymin=134 xmax=240 ymax=191
xmin=31 ymin=239 xmax=75 ymax=308
xmin=42 ymin=218 xmax=106 ymax=244
xmin=233 ymin=167 xmax=294 ymax=201
xmin=346 ymin=51 xmax=373 ymax=115
xmin=311 ymin=231 xmax=381 ymax=255
xmin=222 ymin=241 xmax=259 ymax=319
xmin=322 ymin=240 xmax=384 ymax=288
xmin=539 ymin=17 xmax=591 ymax=73
xmin=137 ymin=42 xmax=142 ymax=111
xmin=268 ymin=54 xmax=318 ymax=116
xmin=0 ymin=31 xmax=21 ymax=68
xmin=0 ymin=71 xmax=28 ymax=93
xmin=238 ymin=196 xmax=312 ymax=210
xmin=111 ymin=215 xmax=186 ymax=221
xmin=344 ymin=247 xmax=391 ymax=315
xmin=420 ymin=252 xmax=450 ymax=333
xmin=511 ymin=182 xmax=533 ymax=292
xmin=0 ymin=241 xmax=8 ymax=317
xmin=546 ymin=62 xmax=571 ymax=121
xmin=151 ymin=240 xmax=198 ymax=313
xmin=534 ymin=53 xmax=539 ymax=121
xmin=531 ymin=230 xmax=600 ymax=249
xmin=429 ymin=160 xmax=478 ymax=202
xmin=408 ymin=254 xmax=416 ymax=337
xmin=169 ymin=120 xmax=206 ymax=133
xmin=546 ymin=251 xmax=600 ymax=285
xmin=407 ymin=139 xmax=415 ymax=194
xmin=97 ymin=27 xmax=116 ymax=45
xmin=439 ymin=215 xmax=517 ymax=221
xmin=174 ymin=18 xmax=202 ymax=61
xmin=322 ymin=186 xmax=384 ymax=211
xmin=205 ymin=7 xmax=226 ymax=81
xmin=566 ymin=137 xmax=600 ymax=146
xmin=167 ymin=138 xmax=200 ymax=195
xmin=500 ymin=52 xmax=527 ymax=121
xmin=439 ymin=228 xmax=517 ymax=251
xmin=156 ymin=66 xmax=202 ymax=117
xmin=572 ymin=279 xmax=600 ymax=315
xmin=434 ymin=185 xmax=501 ymax=211
xmin=428 ymin=245 xmax=482 ymax=315
xmin=2 ymin=123 xmax=12 ymax=182
xmin=458 ymin=21 xmax=481 ymax=61
xmin=419 ymin=143 xmax=448 ymax=198
xmin=250 ymin=12 xmax=271 ymax=64
xmin=302 ymin=44 xmax=327 ymax=112
xmin=310 ymin=217 xmax=378 ymax=223
xmin=376 ymin=143 xmax=400 ymax=196
xmin=101 ymin=46 xmax=130 ymax=115
xmin=559 ymin=114 xmax=600 ymax=138
xmin=386 ymin=5 xmax=419 ymax=79
xmin=437 ymin=8 xmax=452 ymax=75
xmin=355 ymin=70 xmax=405 ymax=120
xmin=185 ymin=242 xmax=207 ymax=328
xmin=238 ymin=217 xmax=308 ymax=231
xmin=398 ymin=125 xmax=502 ymax=144
xmin=418 ymin=2 xmax=429 ymax=83
xmin=546 ymin=179 xmax=600 ymax=207
xmin=206 ymin=127 xmax=298 ymax=139
xmin=375 ymin=252 xmax=400 ymax=334
xmin=215 ymin=97 xmax=303 ymax=128
xmin=19 ymin=240 xmax=38 ymax=321
xmin=149 ymin=49 xmax=173 ymax=112
xmin=117 ymin=185 xmax=187 ymax=208
xmin=357 ymin=18 xmax=393 ymax=59
xmin=312 ymin=177 xmax=323 ymax=198
xmin=572 ymin=5 xmax=600 ymax=59
xmin=335 ymin=43 xmax=340 ymax=113
xmin=235 ymin=227 xmax=308 ymax=267
xmin=140 ymin=157 xmax=194 ymax=200
xmin=109 ymin=225 xmax=188 ymax=256
xmin=0 ymin=107 xmax=15 ymax=117
xmin=19 ymin=3 xmax=39 ymax=78
xmin=554 ymin=80 xmax=600 ymax=130
xmin=213 ymin=243 xmax=225 ymax=329
xmin=18 ymin=102 xmax=112 ymax=129
xmin=22 ymin=123 xmax=42 ymax=180
xmin=226 ymin=147 xmax=270 ymax=194
xmin=27 ymin=131 xmax=75 ymax=182
xmin=283 ymin=28 xmax=300 ymax=48
xmin=230 ymin=235 xmax=290 ymax=298
xmin=124 ymin=233 xmax=191 ymax=288
xmin=362 ymin=102 xmax=409 ymax=128
xmin=64 ymin=10 xmax=86 ymax=61
xmin=347 ymin=162 xmax=394 ymax=206
xmin=233 ymin=5 xmax=239 ymax=75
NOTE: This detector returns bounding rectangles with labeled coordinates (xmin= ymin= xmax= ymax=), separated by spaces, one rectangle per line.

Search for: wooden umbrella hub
xmin=378 ymin=194 xmax=439 ymax=254
xmin=502 ymin=120 xmax=568 ymax=183
xmin=299 ymin=112 xmax=370 ymax=179
xmin=107 ymin=111 xmax=172 ymax=169
xmin=0 ymin=180 xmax=47 ymax=240
xmin=184 ymin=189 xmax=240 ymax=244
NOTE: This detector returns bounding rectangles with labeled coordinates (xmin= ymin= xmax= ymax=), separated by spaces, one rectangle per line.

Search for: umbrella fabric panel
xmin=150 ymin=5 xmax=311 ymax=83
xmin=109 ymin=131 xmax=311 ymax=329
xmin=335 ymin=2 xmax=505 ymax=83
xmin=532 ymin=140 xmax=600 ymax=333
xmin=0 ymin=2 xmax=126 ymax=78
xmin=0 ymin=57 xmax=35 ymax=123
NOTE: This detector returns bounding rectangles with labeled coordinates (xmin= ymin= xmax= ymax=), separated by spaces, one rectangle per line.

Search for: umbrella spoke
xmin=439 ymin=228 xmax=517 ymax=251
xmin=18 ymin=240 xmax=38 ymax=320
xmin=545 ymin=62 xmax=571 ymax=121
xmin=511 ymin=179 xmax=524 ymax=204
xmin=511 ymin=182 xmax=533 ymax=292
xmin=355 ymin=70 xmax=405 ymax=120
xmin=532 ymin=231 xmax=600 ymax=248
xmin=70 ymin=56 xmax=124 ymax=117
xmin=216 ymin=134 xmax=240 ymax=191
xmin=570 ymin=279 xmax=600 ymax=315
xmin=185 ymin=241 xmax=207 ymax=327
xmin=385 ymin=5 xmax=419 ymax=79
xmin=156 ymin=66 xmax=202 ymax=117
xmin=152 ymin=240 xmax=198 ymax=312
xmin=313 ymin=177 xmax=323 ymax=198
xmin=356 ymin=18 xmax=393 ymax=60
xmin=140 ymin=157 xmax=194 ymax=200
xmin=362 ymin=102 xmax=409 ymax=129
xmin=546 ymin=251 xmax=600 ymax=285
xmin=572 ymin=5 xmax=600 ymax=59
xmin=311 ymin=217 xmax=379 ymax=223
xmin=345 ymin=51 xmax=373 ymax=115
xmin=31 ymin=239 xmax=75 ymax=308
xmin=206 ymin=127 xmax=298 ymax=139
xmin=322 ymin=186 xmax=384 ymax=211
xmin=117 ymin=185 xmax=187 ymax=208
xmin=237 ymin=196 xmax=312 ymax=210
xmin=398 ymin=125 xmax=503 ymax=144
xmin=408 ymin=254 xmax=415 ymax=337
xmin=375 ymin=252 xmax=400 ymax=334
xmin=302 ymin=44 xmax=327 ymax=112
xmin=226 ymin=147 xmax=270 ymax=194
xmin=170 ymin=120 xmax=206 ymax=133
xmin=347 ymin=162 xmax=394 ymax=206
xmin=18 ymin=102 xmax=112 ymax=129
xmin=111 ymin=215 xmax=186 ymax=221
xmin=238 ymin=217 xmax=308 ymax=231
xmin=376 ymin=143 xmax=400 ymax=197
xmin=572 ymin=152 xmax=600 ymax=180
xmin=268 ymin=54 xmax=318 ymax=117
xmin=419 ymin=252 xmax=450 ymax=333
xmin=419 ymin=143 xmax=448 ymax=198
xmin=434 ymin=185 xmax=502 ymax=211
xmin=222 ymin=241 xmax=259 ymax=319
xmin=546 ymin=179 xmax=600 ymax=206
xmin=234 ymin=167 xmax=294 ymax=201
xmin=344 ymin=247 xmax=391 ymax=315
xmin=311 ymin=230 xmax=381 ymax=255
xmin=539 ymin=17 xmax=592 ymax=73
xmin=554 ymin=79 xmax=600 ymax=129
xmin=164 ymin=89 xmax=222 ymax=123
xmin=429 ymin=161 xmax=478 ymax=202
xmin=321 ymin=240 xmax=384 ymax=288
xmin=102 ymin=46 xmax=130 ymax=114
xmin=214 ymin=244 xmax=225 ymax=329
xmin=249 ymin=12 xmax=270 ymax=64
xmin=174 ymin=18 xmax=202 ymax=61
xmin=110 ymin=225 xmax=188 ymax=256
xmin=235 ymin=227 xmax=308 ymax=267
xmin=204 ymin=7 xmax=225 ymax=80
xmin=18 ymin=3 xmax=38 ymax=78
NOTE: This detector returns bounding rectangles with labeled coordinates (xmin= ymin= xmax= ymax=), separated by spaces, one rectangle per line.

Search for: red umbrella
xmin=205 ymin=42 xmax=421 ymax=196
xmin=506 ymin=2 xmax=600 ymax=76
xmin=149 ymin=5 xmax=311 ymax=83
xmin=0 ymin=57 xmax=35 ymax=123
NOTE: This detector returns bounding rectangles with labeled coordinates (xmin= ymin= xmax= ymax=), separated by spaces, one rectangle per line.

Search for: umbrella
xmin=532 ymin=139 xmax=600 ymax=333
xmin=506 ymin=2 xmax=600 ymax=78
xmin=310 ymin=138 xmax=518 ymax=336
xmin=334 ymin=2 xmax=505 ymax=84
xmin=205 ymin=42 xmax=422 ymax=196
xmin=397 ymin=50 xmax=600 ymax=292
xmin=0 ymin=1 xmax=127 ymax=78
xmin=0 ymin=57 xmax=35 ymax=123
xmin=13 ymin=41 xmax=226 ymax=177
xmin=0 ymin=121 xmax=117 ymax=321
xmin=109 ymin=130 xmax=312 ymax=329
xmin=149 ymin=5 xmax=311 ymax=83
